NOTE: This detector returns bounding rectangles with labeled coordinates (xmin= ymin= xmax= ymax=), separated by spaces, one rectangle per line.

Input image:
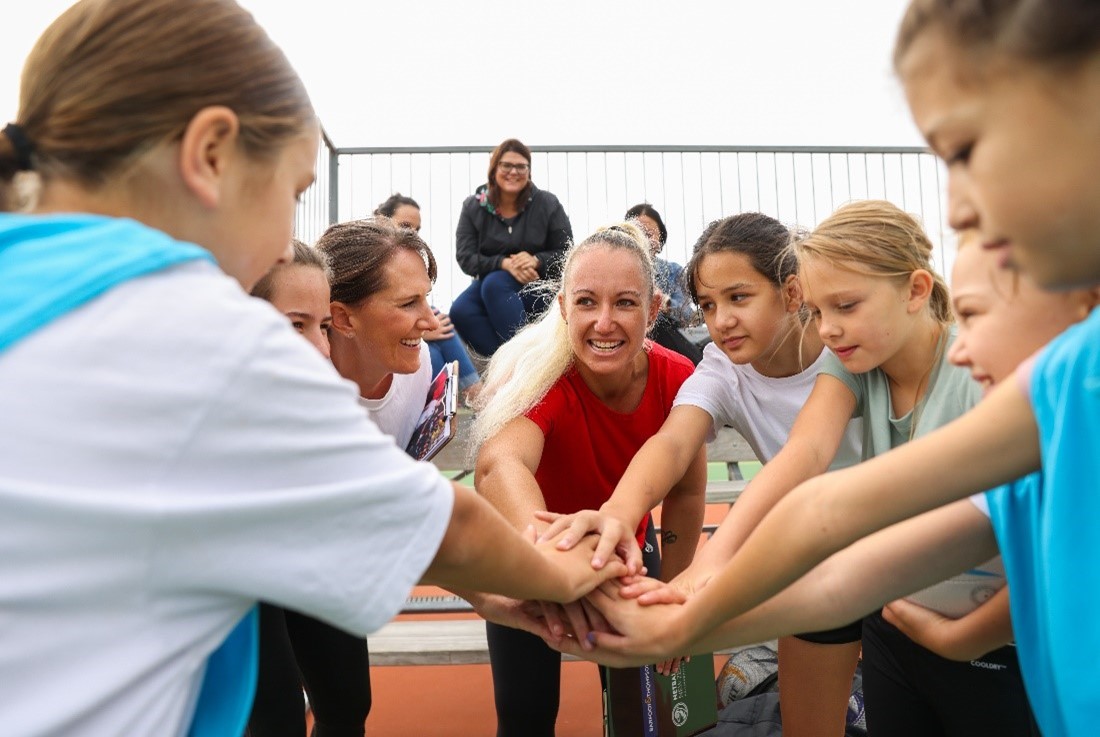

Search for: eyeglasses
xmin=498 ymin=162 xmax=530 ymax=174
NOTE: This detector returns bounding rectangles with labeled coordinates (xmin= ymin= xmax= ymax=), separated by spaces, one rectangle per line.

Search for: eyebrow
xmin=572 ymin=287 xmax=643 ymax=296
xmin=285 ymin=311 xmax=330 ymax=319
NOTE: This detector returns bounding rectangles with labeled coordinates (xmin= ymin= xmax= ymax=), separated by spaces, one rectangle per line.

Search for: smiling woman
xmin=468 ymin=221 xmax=707 ymax=737
xmin=316 ymin=217 xmax=441 ymax=450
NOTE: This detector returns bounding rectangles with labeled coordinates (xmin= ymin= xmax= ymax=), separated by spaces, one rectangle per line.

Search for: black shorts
xmin=792 ymin=618 xmax=864 ymax=645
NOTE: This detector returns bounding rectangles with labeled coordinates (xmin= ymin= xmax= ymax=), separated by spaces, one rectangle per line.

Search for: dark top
xmin=455 ymin=183 xmax=572 ymax=281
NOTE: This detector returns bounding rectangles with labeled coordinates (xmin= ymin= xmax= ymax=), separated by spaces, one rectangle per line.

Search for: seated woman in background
xmin=248 ymin=241 xmax=373 ymax=737
xmin=317 ymin=217 xmax=440 ymax=451
xmin=469 ymin=221 xmax=707 ymax=737
xmin=375 ymin=192 xmax=482 ymax=405
xmin=450 ymin=138 xmax=573 ymax=357
xmin=625 ymin=202 xmax=706 ymax=364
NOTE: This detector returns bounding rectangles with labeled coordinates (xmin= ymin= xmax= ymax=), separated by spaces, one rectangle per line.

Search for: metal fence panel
xmin=296 ymin=144 xmax=953 ymax=311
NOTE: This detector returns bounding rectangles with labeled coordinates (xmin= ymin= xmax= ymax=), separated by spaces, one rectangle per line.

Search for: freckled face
xmin=900 ymin=29 xmax=1100 ymax=289
xmin=802 ymin=257 xmax=913 ymax=374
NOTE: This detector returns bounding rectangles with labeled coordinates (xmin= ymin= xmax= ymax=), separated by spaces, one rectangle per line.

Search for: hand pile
xmin=470 ymin=513 xmax=704 ymax=670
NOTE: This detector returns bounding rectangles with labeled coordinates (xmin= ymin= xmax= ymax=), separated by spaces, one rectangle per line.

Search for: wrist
xmin=598 ymin=501 xmax=640 ymax=530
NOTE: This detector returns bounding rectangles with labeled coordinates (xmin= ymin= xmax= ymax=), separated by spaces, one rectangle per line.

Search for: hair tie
xmin=3 ymin=123 xmax=35 ymax=171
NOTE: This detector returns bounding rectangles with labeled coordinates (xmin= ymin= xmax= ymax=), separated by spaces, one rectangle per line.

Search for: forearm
xmin=684 ymin=489 xmax=1004 ymax=654
xmin=422 ymin=484 xmax=562 ymax=600
xmin=601 ymin=429 xmax=702 ymax=530
xmin=476 ymin=460 xmax=547 ymax=531
xmin=689 ymin=439 xmax=831 ymax=574
xmin=657 ymin=496 xmax=703 ymax=582
xmin=656 ymin=448 xmax=707 ymax=581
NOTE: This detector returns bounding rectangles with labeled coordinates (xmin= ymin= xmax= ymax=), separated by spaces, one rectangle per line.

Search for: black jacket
xmin=455 ymin=183 xmax=572 ymax=280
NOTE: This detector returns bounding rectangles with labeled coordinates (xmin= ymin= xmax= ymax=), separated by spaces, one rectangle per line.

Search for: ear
xmin=782 ymin=274 xmax=803 ymax=314
xmin=1078 ymin=286 xmax=1100 ymax=318
xmin=177 ymin=106 xmax=241 ymax=209
xmin=330 ymin=302 xmax=356 ymax=337
xmin=907 ymin=269 xmax=935 ymax=313
xmin=647 ymin=291 xmax=665 ymax=328
xmin=557 ymin=291 xmax=567 ymax=321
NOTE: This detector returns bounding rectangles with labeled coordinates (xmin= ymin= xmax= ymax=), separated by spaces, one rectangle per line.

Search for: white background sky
xmin=5 ymin=1 xmax=925 ymax=149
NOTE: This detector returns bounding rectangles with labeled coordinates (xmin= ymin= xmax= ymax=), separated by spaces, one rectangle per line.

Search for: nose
xmin=420 ymin=304 xmax=441 ymax=332
xmin=310 ymin=328 xmax=331 ymax=359
xmin=714 ymin=303 xmax=739 ymax=331
xmin=595 ymin=304 xmax=615 ymax=332
xmin=946 ymin=172 xmax=979 ymax=232
xmin=946 ymin=331 xmax=969 ymax=368
xmin=816 ymin=312 xmax=841 ymax=342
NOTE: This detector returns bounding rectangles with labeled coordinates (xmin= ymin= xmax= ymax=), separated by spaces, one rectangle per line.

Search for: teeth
xmin=591 ymin=341 xmax=621 ymax=350
xmin=401 ymin=339 xmax=421 ymax=347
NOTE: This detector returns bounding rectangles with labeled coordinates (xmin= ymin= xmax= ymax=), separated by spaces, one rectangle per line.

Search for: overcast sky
xmin=5 ymin=1 xmax=924 ymax=150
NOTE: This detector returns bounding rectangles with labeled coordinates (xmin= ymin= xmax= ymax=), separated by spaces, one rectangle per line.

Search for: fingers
xmin=581 ymin=597 xmax=614 ymax=635
xmin=612 ymin=539 xmax=644 ymax=576
xmin=539 ymin=601 xmax=567 ymax=642
xmin=560 ymin=600 xmax=595 ymax=650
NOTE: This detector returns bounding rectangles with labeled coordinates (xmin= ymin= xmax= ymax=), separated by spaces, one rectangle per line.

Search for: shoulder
xmin=648 ymin=342 xmax=695 ymax=384
xmin=525 ymin=370 xmax=577 ymax=427
xmin=529 ymin=185 xmax=563 ymax=210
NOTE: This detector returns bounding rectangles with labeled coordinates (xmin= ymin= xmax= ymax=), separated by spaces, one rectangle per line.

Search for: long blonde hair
xmin=791 ymin=199 xmax=953 ymax=324
xmin=467 ymin=221 xmax=656 ymax=459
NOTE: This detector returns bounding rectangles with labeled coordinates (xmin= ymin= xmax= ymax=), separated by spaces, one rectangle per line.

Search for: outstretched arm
xmin=572 ymin=498 xmax=999 ymax=666
xmin=422 ymin=482 xmax=628 ymax=603
xmin=475 ymin=416 xmax=548 ymax=530
xmin=677 ymin=379 xmax=1039 ymax=653
xmin=683 ymin=375 xmax=855 ymax=581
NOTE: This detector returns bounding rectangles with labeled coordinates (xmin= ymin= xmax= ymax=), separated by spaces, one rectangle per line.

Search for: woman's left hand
xmin=535 ymin=509 xmax=645 ymax=575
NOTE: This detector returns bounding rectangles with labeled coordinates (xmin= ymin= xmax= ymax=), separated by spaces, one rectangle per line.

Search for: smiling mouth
xmin=589 ymin=340 xmax=624 ymax=352
xmin=400 ymin=338 xmax=422 ymax=348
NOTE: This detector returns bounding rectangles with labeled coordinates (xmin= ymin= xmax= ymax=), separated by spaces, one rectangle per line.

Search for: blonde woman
xmin=471 ymin=222 xmax=707 ymax=736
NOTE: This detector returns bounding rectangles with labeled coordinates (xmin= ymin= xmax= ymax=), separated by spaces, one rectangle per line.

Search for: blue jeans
xmin=427 ymin=333 xmax=480 ymax=389
xmin=449 ymin=271 xmax=549 ymax=357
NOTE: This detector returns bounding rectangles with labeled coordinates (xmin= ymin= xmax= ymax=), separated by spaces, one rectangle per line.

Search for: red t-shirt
xmin=525 ymin=342 xmax=695 ymax=545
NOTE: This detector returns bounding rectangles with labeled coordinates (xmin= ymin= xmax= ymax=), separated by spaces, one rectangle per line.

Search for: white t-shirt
xmin=0 ymin=261 xmax=453 ymax=736
xmin=674 ymin=341 xmax=862 ymax=468
xmin=357 ymin=341 xmax=432 ymax=450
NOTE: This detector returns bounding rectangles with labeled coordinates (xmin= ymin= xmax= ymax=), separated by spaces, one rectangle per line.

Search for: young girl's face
xmin=948 ymin=244 xmax=1094 ymax=393
xmin=559 ymin=245 xmax=662 ymax=376
xmin=343 ymin=248 xmax=438 ymax=376
xmin=900 ymin=29 xmax=1100 ymax=289
xmin=801 ymin=257 xmax=918 ymax=374
xmin=694 ymin=251 xmax=793 ymax=366
xmin=268 ymin=264 xmax=332 ymax=358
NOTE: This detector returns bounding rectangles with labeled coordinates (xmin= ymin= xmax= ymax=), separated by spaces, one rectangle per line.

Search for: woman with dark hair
xmin=375 ymin=193 xmax=483 ymax=405
xmin=625 ymin=203 xmax=707 ymax=364
xmin=450 ymin=138 xmax=573 ymax=357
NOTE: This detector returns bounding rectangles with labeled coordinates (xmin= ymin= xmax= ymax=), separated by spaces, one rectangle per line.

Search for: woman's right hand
xmin=502 ymin=253 xmax=540 ymax=284
xmin=535 ymin=509 xmax=645 ymax=575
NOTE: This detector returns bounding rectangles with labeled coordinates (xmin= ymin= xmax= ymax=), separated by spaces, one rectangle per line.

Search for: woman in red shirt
xmin=470 ymin=221 xmax=707 ymax=737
